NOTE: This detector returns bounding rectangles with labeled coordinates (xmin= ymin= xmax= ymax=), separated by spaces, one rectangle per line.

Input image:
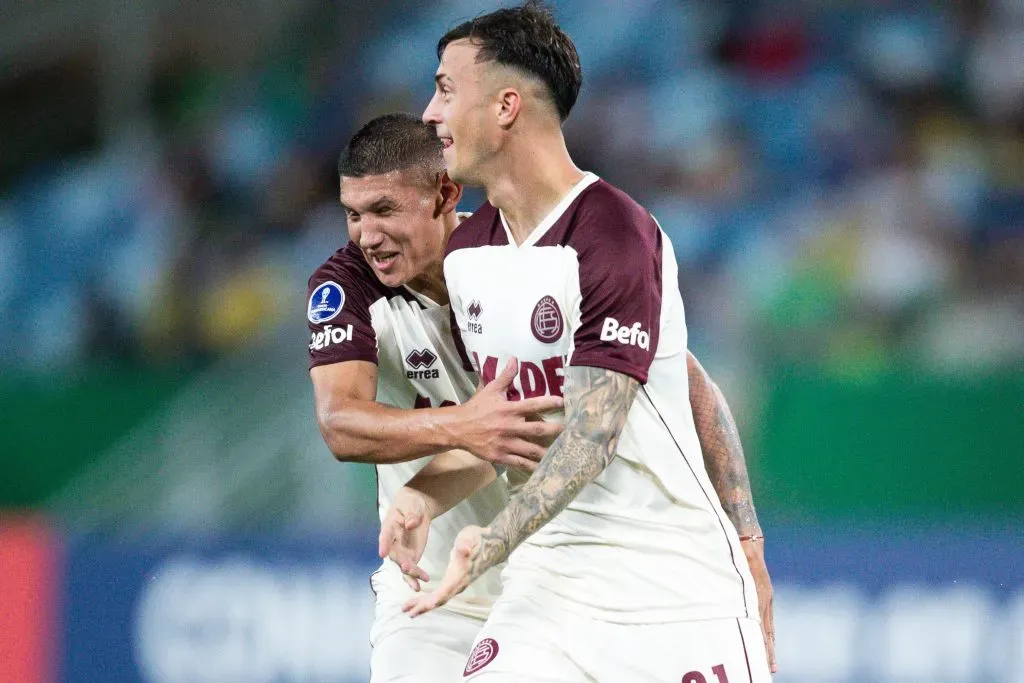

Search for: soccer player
xmin=410 ymin=3 xmax=776 ymax=681
xmin=307 ymin=113 xmax=564 ymax=683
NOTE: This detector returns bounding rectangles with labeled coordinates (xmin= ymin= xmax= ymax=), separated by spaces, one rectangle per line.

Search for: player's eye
xmin=346 ymin=210 xmax=359 ymax=221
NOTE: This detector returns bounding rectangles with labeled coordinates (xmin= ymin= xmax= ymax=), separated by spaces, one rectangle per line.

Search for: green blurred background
xmin=1 ymin=0 xmax=1020 ymax=531
xmin=4 ymin=362 xmax=1021 ymax=521
xmin=1 ymin=1 xmax=1022 ymax=681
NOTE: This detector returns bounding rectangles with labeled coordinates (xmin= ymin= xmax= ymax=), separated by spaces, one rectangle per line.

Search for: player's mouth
xmin=370 ymin=251 xmax=400 ymax=273
xmin=441 ymin=137 xmax=454 ymax=149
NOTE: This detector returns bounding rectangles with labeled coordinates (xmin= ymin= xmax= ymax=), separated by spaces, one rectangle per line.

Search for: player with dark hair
xmin=411 ymin=3 xmax=775 ymax=681
xmin=308 ymin=112 xmax=564 ymax=683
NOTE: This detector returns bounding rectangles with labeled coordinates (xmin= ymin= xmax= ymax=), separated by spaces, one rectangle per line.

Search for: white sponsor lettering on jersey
xmin=599 ymin=316 xmax=651 ymax=350
xmin=308 ymin=323 xmax=353 ymax=351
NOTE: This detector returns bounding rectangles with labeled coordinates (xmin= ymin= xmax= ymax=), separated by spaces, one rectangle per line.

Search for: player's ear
xmin=496 ymin=88 xmax=522 ymax=128
xmin=436 ymin=171 xmax=462 ymax=215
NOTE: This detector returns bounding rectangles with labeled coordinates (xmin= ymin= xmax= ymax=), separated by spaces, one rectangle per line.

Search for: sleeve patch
xmin=308 ymin=281 xmax=345 ymax=323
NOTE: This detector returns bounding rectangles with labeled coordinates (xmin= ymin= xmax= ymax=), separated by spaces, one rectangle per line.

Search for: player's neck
xmin=485 ymin=133 xmax=584 ymax=246
xmin=405 ymin=212 xmax=458 ymax=305
xmin=406 ymin=264 xmax=448 ymax=307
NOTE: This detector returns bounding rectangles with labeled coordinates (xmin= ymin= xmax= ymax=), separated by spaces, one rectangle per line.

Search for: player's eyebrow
xmin=340 ymin=196 xmax=398 ymax=214
xmin=365 ymin=197 xmax=398 ymax=213
xmin=434 ymin=73 xmax=453 ymax=88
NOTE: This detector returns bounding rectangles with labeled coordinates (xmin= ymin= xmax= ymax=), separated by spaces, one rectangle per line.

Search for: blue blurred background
xmin=1 ymin=1 xmax=1022 ymax=681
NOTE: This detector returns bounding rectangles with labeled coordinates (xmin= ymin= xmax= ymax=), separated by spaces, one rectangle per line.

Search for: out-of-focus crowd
xmin=2 ymin=0 xmax=1021 ymax=374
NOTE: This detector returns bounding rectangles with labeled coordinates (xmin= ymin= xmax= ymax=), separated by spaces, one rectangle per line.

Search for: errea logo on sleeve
xmin=600 ymin=317 xmax=650 ymax=350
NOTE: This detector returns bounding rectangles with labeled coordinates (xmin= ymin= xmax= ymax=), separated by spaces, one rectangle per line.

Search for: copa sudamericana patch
xmin=308 ymin=281 xmax=345 ymax=324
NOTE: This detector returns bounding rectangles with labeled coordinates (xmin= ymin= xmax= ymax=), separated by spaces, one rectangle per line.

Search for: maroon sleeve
xmin=307 ymin=268 xmax=380 ymax=370
xmin=568 ymin=190 xmax=663 ymax=384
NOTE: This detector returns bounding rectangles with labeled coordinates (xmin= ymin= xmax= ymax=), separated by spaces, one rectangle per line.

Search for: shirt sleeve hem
xmin=308 ymin=351 xmax=380 ymax=370
xmin=567 ymin=353 xmax=649 ymax=385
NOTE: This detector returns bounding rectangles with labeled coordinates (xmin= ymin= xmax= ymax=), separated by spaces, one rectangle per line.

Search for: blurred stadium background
xmin=1 ymin=0 xmax=1022 ymax=681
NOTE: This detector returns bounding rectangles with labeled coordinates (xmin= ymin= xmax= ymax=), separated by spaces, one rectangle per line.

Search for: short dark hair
xmin=437 ymin=2 xmax=582 ymax=122
xmin=337 ymin=113 xmax=444 ymax=181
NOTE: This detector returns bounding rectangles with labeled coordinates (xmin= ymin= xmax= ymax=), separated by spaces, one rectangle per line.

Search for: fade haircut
xmin=437 ymin=1 xmax=582 ymax=122
xmin=337 ymin=113 xmax=444 ymax=183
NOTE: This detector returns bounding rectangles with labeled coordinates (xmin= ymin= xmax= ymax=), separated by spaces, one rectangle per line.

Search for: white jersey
xmin=308 ymin=242 xmax=507 ymax=619
xmin=444 ymin=173 xmax=758 ymax=624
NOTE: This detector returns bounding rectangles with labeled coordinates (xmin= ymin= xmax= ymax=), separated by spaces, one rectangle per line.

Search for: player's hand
xmin=378 ymin=488 xmax=432 ymax=591
xmin=402 ymin=525 xmax=483 ymax=617
xmin=459 ymin=358 xmax=563 ymax=471
xmin=742 ymin=537 xmax=777 ymax=673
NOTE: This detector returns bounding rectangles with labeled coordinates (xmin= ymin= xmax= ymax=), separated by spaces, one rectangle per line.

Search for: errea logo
xmin=405 ymin=348 xmax=440 ymax=379
xmin=466 ymin=299 xmax=483 ymax=334
xmin=599 ymin=317 xmax=650 ymax=350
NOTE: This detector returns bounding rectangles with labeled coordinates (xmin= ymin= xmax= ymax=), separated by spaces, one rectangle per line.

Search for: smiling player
xmin=409 ymin=4 xmax=775 ymax=682
xmin=307 ymin=113 xmax=564 ymax=683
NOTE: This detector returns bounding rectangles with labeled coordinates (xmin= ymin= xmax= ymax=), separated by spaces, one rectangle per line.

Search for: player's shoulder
xmin=307 ymin=242 xmax=394 ymax=324
xmin=550 ymin=178 xmax=660 ymax=255
xmin=575 ymin=179 xmax=658 ymax=235
xmin=446 ymin=202 xmax=503 ymax=257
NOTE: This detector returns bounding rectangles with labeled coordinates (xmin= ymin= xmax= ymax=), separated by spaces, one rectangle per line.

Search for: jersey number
xmin=682 ymin=664 xmax=729 ymax=683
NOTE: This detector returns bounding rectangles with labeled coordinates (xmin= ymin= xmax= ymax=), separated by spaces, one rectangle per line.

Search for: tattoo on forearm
xmin=466 ymin=366 xmax=639 ymax=581
xmin=688 ymin=359 xmax=762 ymax=536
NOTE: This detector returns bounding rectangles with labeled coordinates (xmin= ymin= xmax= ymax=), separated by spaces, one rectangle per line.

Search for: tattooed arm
xmin=468 ymin=365 xmax=638 ymax=577
xmin=403 ymin=365 xmax=638 ymax=614
xmin=686 ymin=351 xmax=761 ymax=536
xmin=687 ymin=351 xmax=777 ymax=673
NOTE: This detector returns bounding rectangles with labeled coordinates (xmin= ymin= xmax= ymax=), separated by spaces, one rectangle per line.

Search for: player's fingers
xmin=397 ymin=555 xmax=429 ymax=580
xmin=378 ymin=525 xmax=395 ymax=558
xmin=403 ymin=592 xmax=443 ymax=617
xmin=402 ymin=596 xmax=418 ymax=614
xmin=378 ymin=510 xmax=406 ymax=556
xmin=456 ymin=533 xmax=478 ymax=558
xmin=486 ymin=358 xmax=519 ymax=393
xmin=492 ymin=453 xmax=538 ymax=472
xmin=524 ymin=423 xmax=560 ymax=448
xmin=506 ymin=418 xmax=562 ymax=442
xmin=402 ymin=573 xmax=421 ymax=592
xmin=513 ymin=394 xmax=564 ymax=415
xmin=404 ymin=511 xmax=422 ymax=530
xmin=389 ymin=549 xmax=412 ymax=573
xmin=504 ymin=439 xmax=548 ymax=462
xmin=758 ymin=593 xmax=776 ymax=671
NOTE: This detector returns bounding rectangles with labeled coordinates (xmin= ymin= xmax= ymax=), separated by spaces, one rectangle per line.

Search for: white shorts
xmin=462 ymin=593 xmax=772 ymax=683
xmin=370 ymin=598 xmax=487 ymax=683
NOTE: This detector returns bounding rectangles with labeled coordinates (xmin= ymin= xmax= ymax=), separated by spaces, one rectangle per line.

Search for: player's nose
xmin=358 ymin=222 xmax=386 ymax=250
xmin=422 ymin=94 xmax=441 ymax=126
